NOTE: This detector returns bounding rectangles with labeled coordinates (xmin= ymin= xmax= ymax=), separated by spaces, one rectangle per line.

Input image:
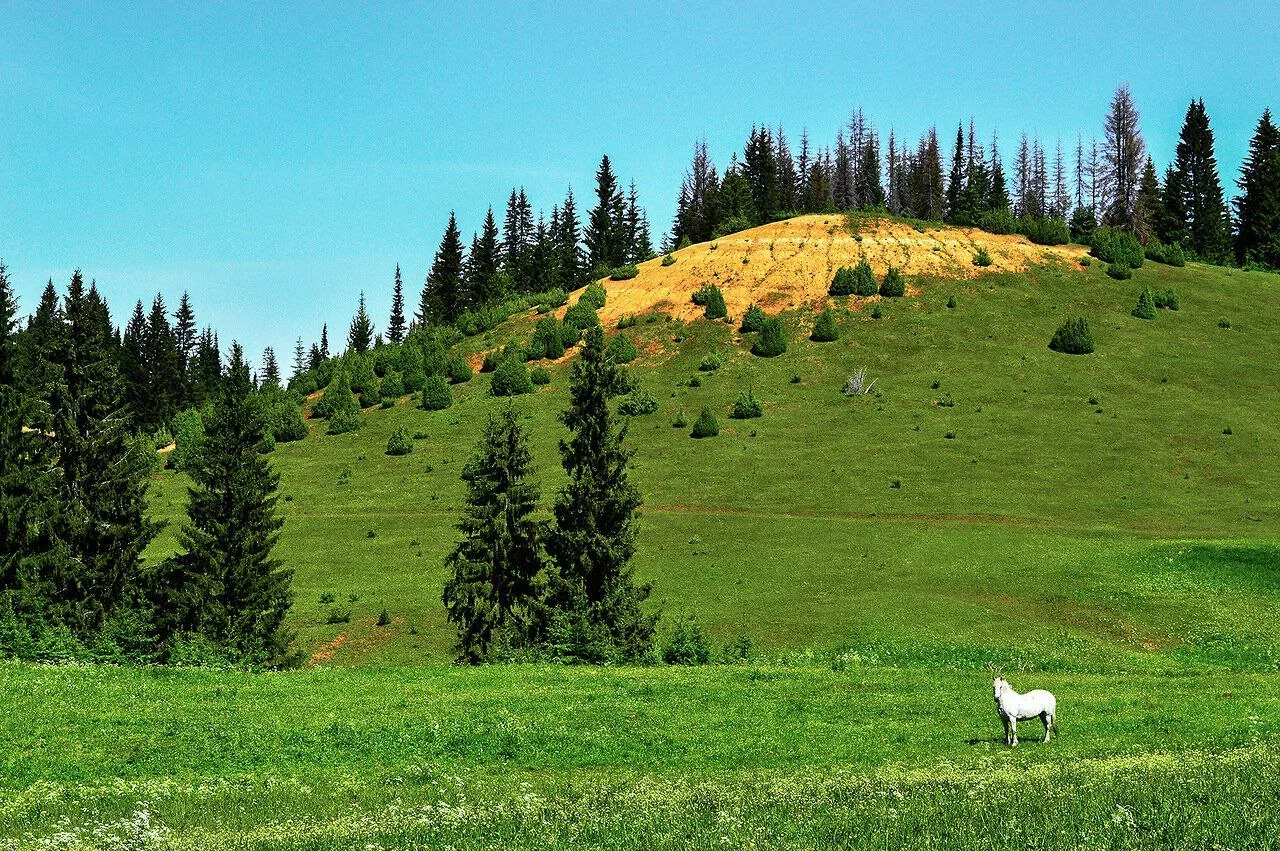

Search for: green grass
xmin=11 ymin=253 xmax=1280 ymax=847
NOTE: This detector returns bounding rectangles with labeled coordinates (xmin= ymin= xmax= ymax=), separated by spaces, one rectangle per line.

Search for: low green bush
xmin=1153 ymin=289 xmax=1180 ymax=310
xmin=446 ymin=354 xmax=473 ymax=384
xmin=752 ymin=318 xmax=787 ymax=357
xmin=810 ymin=309 xmax=838 ymax=342
xmin=327 ymin=408 xmax=361 ymax=435
xmin=1107 ymin=262 xmax=1133 ymax=280
xmin=879 ymin=266 xmax=905 ymax=298
xmin=420 ymin=375 xmax=453 ymax=410
xmin=698 ymin=351 xmax=724 ymax=372
xmin=1091 ymin=227 xmax=1145 ymax=268
xmin=528 ymin=317 xmax=569 ymax=360
xmin=580 ymin=281 xmax=608 ymax=309
xmin=618 ymin=387 xmax=659 ymax=416
xmin=979 ymin=208 xmax=1018 ymax=235
xmin=661 ymin=254 xmax=676 ymax=267
xmin=1019 ymin=217 xmax=1071 ymax=246
xmin=1049 ymin=317 xmax=1096 ymax=355
xmin=386 ymin=427 xmax=413 ymax=456
xmin=490 ymin=357 xmax=534 ymax=396
xmin=740 ymin=303 xmax=766 ymax=332
xmin=947 ymin=295 xmax=958 ymax=309
xmin=532 ymin=288 xmax=567 ymax=313
xmin=662 ymin=615 xmax=711 ymax=665
xmin=853 ymin=258 xmax=878 ymax=296
xmin=1145 ymin=241 xmax=1187 ymax=267
xmin=608 ymin=265 xmax=639 ymax=281
xmin=973 ymin=247 xmax=992 ymax=267
xmin=693 ymin=283 xmax=726 ymax=319
xmin=378 ymin=372 xmax=404 ymax=408
xmin=607 ymin=333 xmax=639 ymax=364
xmin=730 ymin=389 xmax=763 ymax=419
xmin=530 ymin=365 xmax=551 ymax=385
xmin=563 ymin=301 xmax=601 ymax=332
xmin=672 ymin=410 xmax=687 ymax=428
xmin=690 ymin=408 xmax=719 ymax=438
xmin=1132 ymin=287 xmax=1157 ymax=320
xmin=829 ymin=266 xmax=857 ymax=296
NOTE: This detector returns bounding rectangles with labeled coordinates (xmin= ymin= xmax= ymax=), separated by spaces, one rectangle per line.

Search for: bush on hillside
xmin=312 ymin=371 xmax=360 ymax=420
xmin=1154 ymin=289 xmax=1180 ymax=310
xmin=662 ymin=615 xmax=712 ymax=665
xmin=563 ymin=300 xmax=600 ymax=332
xmin=1145 ymin=241 xmax=1187 ymax=267
xmin=378 ymin=371 xmax=404 ymax=408
xmin=607 ymin=333 xmax=639 ymax=364
xmin=692 ymin=283 xmax=726 ymax=319
xmin=1091 ymin=227 xmax=1145 ymax=268
xmin=752 ymin=318 xmax=787 ymax=357
xmin=979 ymin=208 xmax=1018 ymax=235
xmin=618 ymin=387 xmax=659 ymax=416
xmin=1132 ymin=287 xmax=1157 ymax=320
xmin=530 ymin=365 xmax=551 ymax=385
xmin=169 ymin=408 xmax=205 ymax=472
xmin=672 ymin=410 xmax=687 ymax=428
xmin=730 ymin=389 xmax=763 ymax=419
xmin=608 ymin=265 xmax=639 ymax=281
xmin=661 ymin=254 xmax=676 ymax=267
xmin=1107 ymin=262 xmax=1133 ymax=281
xmin=1070 ymin=206 xmax=1097 ymax=244
xmin=580 ymin=281 xmax=608 ymax=309
xmin=740 ymin=303 xmax=766 ymax=332
xmin=446 ymin=354 xmax=473 ymax=384
xmin=690 ymin=408 xmax=719 ymax=438
xmin=386 ymin=427 xmax=414 ymax=456
xmin=1048 ymin=317 xmax=1095 ymax=355
xmin=829 ymin=266 xmax=857 ymax=296
xmin=973 ymin=247 xmax=993 ymax=267
xmin=327 ymin=408 xmax=361 ymax=435
xmin=1019 ymin=216 xmax=1071 ymax=246
xmin=528 ymin=316 xmax=569 ymax=361
xmin=853 ymin=258 xmax=878 ymax=296
xmin=879 ymin=266 xmax=905 ymax=298
xmin=698 ymin=351 xmax=724 ymax=372
xmin=490 ymin=357 xmax=534 ymax=396
xmin=420 ymin=374 xmax=453 ymax=410
xmin=810 ymin=309 xmax=838 ymax=342
xmin=533 ymin=288 xmax=567 ymax=313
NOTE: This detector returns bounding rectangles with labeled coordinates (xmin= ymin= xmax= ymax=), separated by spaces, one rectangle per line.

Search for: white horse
xmin=992 ymin=676 xmax=1058 ymax=746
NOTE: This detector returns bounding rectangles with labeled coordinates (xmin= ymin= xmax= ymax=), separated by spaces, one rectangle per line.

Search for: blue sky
xmin=2 ymin=1 xmax=1277 ymax=368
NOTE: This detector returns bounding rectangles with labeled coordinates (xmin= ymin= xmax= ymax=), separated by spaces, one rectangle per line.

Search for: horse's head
xmin=992 ymin=676 xmax=1008 ymax=699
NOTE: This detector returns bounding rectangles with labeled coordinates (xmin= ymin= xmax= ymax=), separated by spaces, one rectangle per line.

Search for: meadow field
xmin=5 ymin=222 xmax=1280 ymax=848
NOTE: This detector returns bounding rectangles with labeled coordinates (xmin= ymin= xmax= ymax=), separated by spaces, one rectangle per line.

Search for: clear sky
xmin=2 ymin=1 xmax=1277 ymax=368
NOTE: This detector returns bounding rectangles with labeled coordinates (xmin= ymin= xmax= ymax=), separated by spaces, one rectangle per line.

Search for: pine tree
xmin=988 ymin=134 xmax=1012 ymax=214
xmin=172 ymin=291 xmax=197 ymax=404
xmin=1169 ymin=99 xmax=1231 ymax=263
xmin=17 ymin=280 xmax=64 ymax=399
xmin=623 ymin=181 xmax=653 ymax=263
xmin=420 ymin=213 xmax=466 ymax=324
xmin=291 ymin=337 xmax=307 ymax=382
xmin=585 ymin=155 xmax=626 ymax=270
xmin=466 ymin=208 xmax=501 ymax=306
xmin=386 ymin=265 xmax=407 ymax=344
xmin=192 ymin=328 xmax=222 ymax=405
xmin=120 ymin=301 xmax=149 ymax=428
xmin=319 ymin=324 xmax=330 ymax=360
xmin=744 ymin=125 xmax=780 ymax=223
xmin=161 ymin=343 xmax=292 ymax=661
xmin=541 ymin=326 xmax=655 ymax=661
xmin=347 ymin=291 xmax=374 ymax=353
xmin=775 ymin=125 xmax=798 ymax=214
xmin=554 ymin=189 xmax=585 ymax=291
xmin=1102 ymin=84 xmax=1147 ymax=231
xmin=502 ymin=189 xmax=535 ymax=289
xmin=144 ymin=293 xmax=182 ymax=429
xmin=855 ymin=132 xmax=885 ymax=210
xmin=1235 ymin=109 xmax=1280 ymax=268
xmin=945 ymin=124 xmax=967 ymax=223
xmin=441 ymin=405 xmax=544 ymax=663
xmin=47 ymin=272 xmax=160 ymax=636
xmin=260 ymin=347 xmax=280 ymax=389
xmin=1134 ymin=157 xmax=1166 ymax=244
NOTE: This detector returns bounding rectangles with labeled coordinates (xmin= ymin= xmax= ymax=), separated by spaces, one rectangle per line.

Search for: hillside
xmin=588 ymin=214 xmax=1087 ymax=324
xmin=137 ymin=216 xmax=1280 ymax=668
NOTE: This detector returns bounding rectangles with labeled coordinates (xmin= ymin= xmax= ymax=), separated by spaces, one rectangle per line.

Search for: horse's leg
xmin=1042 ymin=712 xmax=1051 ymax=743
xmin=1002 ymin=717 xmax=1010 ymax=746
xmin=1010 ymin=717 xmax=1018 ymax=747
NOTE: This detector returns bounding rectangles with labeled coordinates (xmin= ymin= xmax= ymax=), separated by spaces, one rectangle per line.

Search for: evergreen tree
xmin=715 ymin=159 xmax=757 ymax=233
xmin=1102 ymin=84 xmax=1147 ymax=231
xmin=541 ymin=326 xmax=655 ymax=661
xmin=988 ymin=135 xmax=1012 ymax=213
xmin=623 ymin=181 xmax=653 ymax=263
xmin=172 ymin=291 xmax=197 ymax=403
xmin=120 ymin=301 xmax=149 ymax=428
xmin=775 ymin=125 xmax=798 ymax=213
xmin=291 ymin=338 xmax=307 ymax=382
xmin=553 ymin=189 xmax=586 ymax=291
xmin=260 ymin=347 xmax=280 ymax=389
xmin=1169 ymin=98 xmax=1231 ymax=263
xmin=347 ymin=291 xmax=375 ymax=353
xmin=421 ymin=213 xmax=466 ymax=324
xmin=744 ymin=125 xmax=780 ymax=223
xmin=585 ymin=155 xmax=626 ymax=270
xmin=144 ymin=293 xmax=182 ymax=429
xmin=160 ymin=343 xmax=292 ymax=662
xmin=386 ymin=265 xmax=407 ymax=344
xmin=502 ymin=189 xmax=535 ymax=289
xmin=1134 ymin=157 xmax=1166 ymax=244
xmin=193 ymin=328 xmax=222 ymax=404
xmin=946 ymin=124 xmax=967 ymax=223
xmin=1235 ymin=109 xmax=1280 ymax=268
xmin=855 ymin=132 xmax=885 ymax=210
xmin=18 ymin=280 xmax=64 ymax=398
xmin=672 ymin=140 xmax=721 ymax=245
xmin=319 ymin=323 xmax=330 ymax=360
xmin=46 ymin=272 xmax=160 ymax=636
xmin=466 ymin=207 xmax=501 ymax=306
xmin=441 ymin=405 xmax=544 ymax=663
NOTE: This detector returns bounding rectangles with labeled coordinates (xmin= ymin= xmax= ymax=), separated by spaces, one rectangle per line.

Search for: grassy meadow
xmin=6 ymin=223 xmax=1280 ymax=847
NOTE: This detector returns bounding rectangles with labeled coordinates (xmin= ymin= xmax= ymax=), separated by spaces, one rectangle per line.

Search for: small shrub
xmin=720 ymin=635 xmax=753 ymax=664
xmin=740 ymin=303 xmax=766 ymax=332
xmin=377 ymin=608 xmax=391 ymax=627
xmin=790 ymin=374 xmax=802 ymax=384
xmin=687 ymin=374 xmax=702 ymax=387
xmin=870 ymin=304 xmax=883 ymax=319
xmin=319 ymin=592 xmax=335 ymax=604
xmin=693 ymin=283 xmax=727 ymax=319
xmin=973 ymin=247 xmax=992 ymax=267
xmin=1080 ymin=257 xmax=1092 ymax=267
xmin=698 ymin=351 xmax=724 ymax=372
xmin=1218 ymin=317 xmax=1232 ymax=329
xmin=386 ymin=427 xmax=414 ymax=456
xmin=853 ymin=258 xmax=878 ymax=296
xmin=608 ymin=265 xmax=639 ymax=281
xmin=528 ymin=316 xmax=568 ymax=360
xmin=326 ymin=606 xmax=352 ymax=625
xmin=829 ymin=266 xmax=857 ymax=296
xmin=879 ymin=266 xmax=905 ymax=297
xmin=580 ymin=281 xmax=608 ymax=309
xmin=420 ymin=375 xmax=453 ymax=410
xmin=979 ymin=208 xmax=1018 ymax=235
xmin=607 ymin=333 xmax=638 ymax=364
xmin=810 ymin=309 xmax=838 ymax=342
xmin=533 ymin=288 xmax=567 ymax=312
xmin=661 ymin=254 xmax=676 ymax=267
xmin=446 ymin=354 xmax=473 ymax=384
xmin=690 ymin=408 xmax=719 ymax=438
xmin=730 ymin=389 xmax=763 ymax=419
xmin=751 ymin=318 xmax=787 ymax=357
xmin=946 ymin=295 xmax=957 ymax=309
xmin=1091 ymin=227 xmax=1145 ymax=268
xmin=663 ymin=615 xmax=711 ymax=665
xmin=563 ymin=301 xmax=600 ymax=332
xmin=378 ymin=371 xmax=405 ymax=408
xmin=1153 ymin=289 xmax=1180 ymax=310
xmin=1019 ymin=216 xmax=1071 ymax=246
xmin=327 ymin=408 xmax=361 ymax=435
xmin=1145 ymin=241 xmax=1187 ymax=267
xmin=618 ymin=387 xmax=659 ymax=416
xmin=672 ymin=410 xmax=687 ymax=428
xmin=480 ymin=349 xmax=502 ymax=373
xmin=1107 ymin=261 xmax=1133 ymax=280
xmin=490 ymin=357 xmax=534 ymax=396
xmin=1132 ymin=287 xmax=1157 ymax=320
xmin=1223 ymin=426 xmax=1233 ymax=435
xmin=530 ymin=365 xmax=551 ymax=385
xmin=1049 ymin=317 xmax=1095 ymax=355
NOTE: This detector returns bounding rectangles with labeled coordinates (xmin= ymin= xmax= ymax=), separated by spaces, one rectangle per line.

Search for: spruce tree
xmin=18 ymin=280 xmax=64 ymax=399
xmin=291 ymin=337 xmax=307 ymax=382
xmin=442 ymin=405 xmax=544 ymax=663
xmin=421 ymin=213 xmax=465 ymax=324
xmin=144 ymin=293 xmax=182 ymax=429
xmin=120 ymin=300 xmax=150 ymax=428
xmin=261 ymin=347 xmax=280 ymax=389
xmin=1102 ymin=84 xmax=1146 ymax=231
xmin=466 ymin=208 xmax=501 ymax=306
xmin=1169 ymin=99 xmax=1231 ymax=263
xmin=319 ymin=323 xmax=330 ymax=360
xmin=1234 ymin=109 xmax=1280 ymax=268
xmin=193 ymin=328 xmax=222 ymax=404
xmin=856 ymin=133 xmax=885 ymax=210
xmin=585 ymin=155 xmax=626 ymax=270
xmin=556 ymin=189 xmax=585 ymax=291
xmin=386 ymin=265 xmax=407 ymax=344
xmin=541 ymin=326 xmax=655 ymax=661
xmin=172 ymin=291 xmax=197 ymax=403
xmin=347 ymin=291 xmax=374 ymax=353
xmin=161 ymin=343 xmax=292 ymax=661
xmin=502 ymin=189 xmax=535 ymax=289
xmin=945 ymin=124 xmax=966 ymax=223
xmin=1134 ymin=157 xmax=1165 ymax=244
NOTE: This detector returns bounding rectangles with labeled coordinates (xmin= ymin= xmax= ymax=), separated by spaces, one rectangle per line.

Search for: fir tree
xmin=1234 ymin=109 xmax=1280 ymax=268
xmin=193 ymin=328 xmax=222 ymax=405
xmin=291 ymin=337 xmax=307 ymax=382
xmin=855 ymin=132 xmax=885 ymax=210
xmin=442 ymin=405 xmax=544 ymax=663
xmin=144 ymin=293 xmax=182 ymax=429
xmin=260 ymin=347 xmax=280 ymax=389
xmin=585 ymin=155 xmax=626 ymax=270
xmin=946 ymin=124 xmax=966 ymax=223
xmin=1169 ymin=98 xmax=1231 ymax=263
xmin=161 ymin=343 xmax=292 ymax=662
xmin=988 ymin=136 xmax=1012 ymax=214
xmin=1102 ymin=84 xmax=1147 ymax=231
xmin=120 ymin=301 xmax=149 ymax=428
xmin=421 ymin=213 xmax=466 ymax=324
xmin=386 ymin=265 xmax=407 ymax=344
xmin=553 ymin=189 xmax=585 ymax=291
xmin=466 ymin=208 xmax=502 ymax=305
xmin=319 ymin=324 xmax=330 ymax=360
xmin=541 ymin=326 xmax=655 ymax=661
xmin=502 ymin=188 xmax=535 ymax=289
xmin=1134 ymin=157 xmax=1166 ymax=244
xmin=744 ymin=125 xmax=780 ymax=223
xmin=347 ymin=291 xmax=374 ymax=354
xmin=172 ymin=291 xmax=197 ymax=401
xmin=18 ymin=280 xmax=64 ymax=398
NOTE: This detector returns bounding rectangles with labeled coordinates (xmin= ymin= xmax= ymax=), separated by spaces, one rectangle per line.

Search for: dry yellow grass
xmin=585 ymin=214 xmax=1088 ymax=323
